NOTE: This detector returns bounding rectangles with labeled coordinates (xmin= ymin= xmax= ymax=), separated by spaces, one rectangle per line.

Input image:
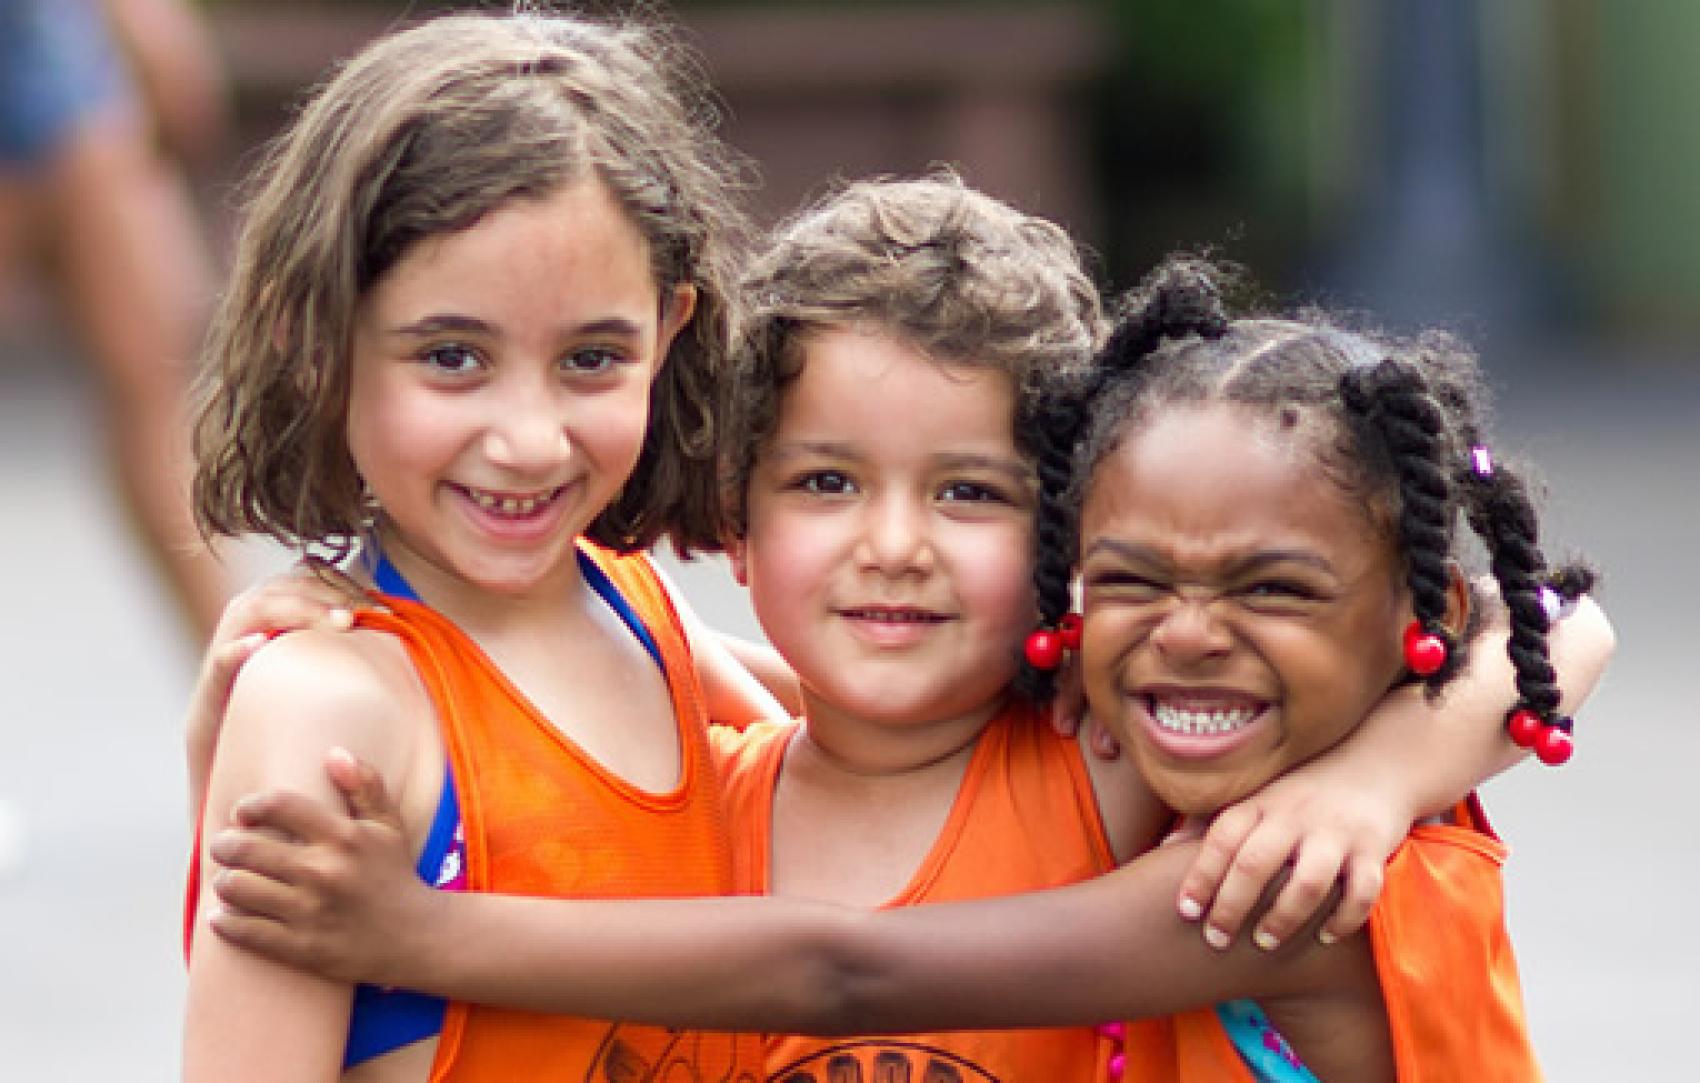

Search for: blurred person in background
xmin=0 ymin=0 xmax=231 ymax=645
xmin=0 ymin=0 xmax=231 ymax=879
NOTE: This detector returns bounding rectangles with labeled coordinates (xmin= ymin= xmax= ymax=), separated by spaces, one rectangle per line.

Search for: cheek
xmin=955 ymin=527 xmax=1037 ymax=629
xmin=742 ymin=512 xmax=835 ymax=605
xmin=1079 ymin=615 xmax=1129 ymax=717
xmin=593 ymin=385 xmax=656 ymax=467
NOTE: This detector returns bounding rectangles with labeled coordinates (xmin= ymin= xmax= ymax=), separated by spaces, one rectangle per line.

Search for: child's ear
xmin=654 ymin=283 xmax=698 ymax=367
xmin=1442 ymin=561 xmax=1472 ymax=638
xmin=725 ymin=533 xmax=750 ymax=588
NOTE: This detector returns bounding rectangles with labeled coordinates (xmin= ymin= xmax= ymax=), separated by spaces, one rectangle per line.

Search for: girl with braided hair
xmin=1034 ymin=255 xmax=1597 ymax=1076
xmin=195 ymin=241 xmax=1608 ymax=1080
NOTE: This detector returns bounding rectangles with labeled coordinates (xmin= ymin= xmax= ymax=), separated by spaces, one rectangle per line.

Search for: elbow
xmin=769 ymin=909 xmax=900 ymax=1037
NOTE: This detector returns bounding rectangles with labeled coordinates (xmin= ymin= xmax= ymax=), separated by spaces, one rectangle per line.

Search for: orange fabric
xmin=394 ymin=544 xmax=762 ymax=1082
xmin=184 ymin=544 xmax=762 ymax=1080
xmin=1120 ymin=797 xmax=1541 ymax=1081
xmin=712 ymin=700 xmax=1123 ymax=1082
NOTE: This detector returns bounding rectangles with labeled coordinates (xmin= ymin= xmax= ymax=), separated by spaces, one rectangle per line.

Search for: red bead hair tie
xmin=1506 ymin=706 xmax=1574 ymax=766
xmin=1024 ymin=613 xmax=1081 ymax=671
xmin=1402 ymin=620 xmax=1449 ymax=676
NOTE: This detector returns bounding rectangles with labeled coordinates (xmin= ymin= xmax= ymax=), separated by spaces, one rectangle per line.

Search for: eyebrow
xmin=763 ymin=444 xmax=1033 ymax=481
xmin=934 ymin=452 xmax=1035 ymax=486
xmin=1083 ymin=537 xmax=1337 ymax=577
xmin=387 ymin=314 xmax=646 ymax=339
xmin=764 ymin=439 xmax=857 ymax=464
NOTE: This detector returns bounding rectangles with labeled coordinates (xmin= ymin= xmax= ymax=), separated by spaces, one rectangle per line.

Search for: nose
xmin=483 ymin=382 xmax=571 ymax=473
xmin=1150 ymin=593 xmax=1233 ymax=664
xmin=855 ymin=493 xmax=934 ymax=576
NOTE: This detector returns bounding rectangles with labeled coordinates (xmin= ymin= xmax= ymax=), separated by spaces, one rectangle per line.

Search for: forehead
xmin=1082 ymin=402 xmax=1385 ymax=566
xmin=364 ymin=178 xmax=656 ymax=320
xmin=775 ymin=325 xmax=1018 ymax=442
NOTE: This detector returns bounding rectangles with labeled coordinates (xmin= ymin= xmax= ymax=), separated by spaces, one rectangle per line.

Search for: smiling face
xmin=1078 ymin=402 xmax=1411 ymax=813
xmin=347 ymin=177 xmax=691 ymax=604
xmin=729 ymin=325 xmax=1037 ymax=747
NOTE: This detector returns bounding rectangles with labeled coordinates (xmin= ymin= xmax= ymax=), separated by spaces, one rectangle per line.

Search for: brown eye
xmin=421 ymin=343 xmax=480 ymax=373
xmin=797 ymin=471 xmax=855 ymax=496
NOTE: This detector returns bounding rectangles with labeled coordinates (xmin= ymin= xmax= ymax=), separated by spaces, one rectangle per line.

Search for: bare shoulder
xmin=214 ymin=626 xmax=433 ymax=799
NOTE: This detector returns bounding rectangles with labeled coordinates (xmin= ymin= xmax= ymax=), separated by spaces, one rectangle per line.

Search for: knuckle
xmin=1229 ymin=843 xmax=1281 ymax=879
xmin=1285 ymin=876 xmax=1330 ymax=908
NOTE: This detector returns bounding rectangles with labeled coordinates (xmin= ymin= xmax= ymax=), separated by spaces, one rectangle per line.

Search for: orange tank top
xmin=1120 ymin=796 xmax=1541 ymax=1081
xmin=712 ymin=700 xmax=1124 ymax=1082
xmin=378 ymin=544 xmax=762 ymax=1082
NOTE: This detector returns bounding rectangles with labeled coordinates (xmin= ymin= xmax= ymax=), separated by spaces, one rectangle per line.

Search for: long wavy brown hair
xmin=192 ymin=7 xmax=753 ymax=560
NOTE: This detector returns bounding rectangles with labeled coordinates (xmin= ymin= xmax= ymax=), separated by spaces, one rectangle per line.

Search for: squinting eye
xmin=798 ymin=471 xmax=855 ymax=496
xmin=562 ymin=347 xmax=623 ymax=374
xmin=1245 ymin=580 xmax=1316 ymax=601
xmin=421 ymin=343 xmax=480 ymax=374
xmin=1086 ymin=571 xmax=1165 ymax=599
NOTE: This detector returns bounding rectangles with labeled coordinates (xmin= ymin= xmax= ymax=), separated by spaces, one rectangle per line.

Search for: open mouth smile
xmin=459 ymin=484 xmax=566 ymax=519
xmin=1144 ymin=692 xmax=1266 ymax=737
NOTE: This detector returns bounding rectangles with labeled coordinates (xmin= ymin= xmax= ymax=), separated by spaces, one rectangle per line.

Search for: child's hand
xmin=1172 ymin=767 xmax=1408 ymax=951
xmin=186 ymin=566 xmax=364 ymax=821
xmin=208 ymin=748 xmax=430 ymax=988
xmin=1046 ymin=660 xmax=1122 ymax=760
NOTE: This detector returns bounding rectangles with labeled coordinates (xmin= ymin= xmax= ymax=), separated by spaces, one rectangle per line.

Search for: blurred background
xmin=1 ymin=0 xmax=1691 ymax=1078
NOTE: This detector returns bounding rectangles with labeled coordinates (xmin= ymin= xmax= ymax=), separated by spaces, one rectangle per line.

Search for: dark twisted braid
xmin=1017 ymin=264 xmax=1227 ymax=700
xmin=1340 ymin=358 xmax=1462 ymax=688
xmin=1459 ymin=456 xmax=1596 ymax=726
xmin=1014 ymin=380 xmax=1089 ymax=701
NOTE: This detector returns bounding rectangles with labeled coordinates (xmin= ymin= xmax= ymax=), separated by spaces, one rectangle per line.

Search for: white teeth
xmin=848 ymin=608 xmax=939 ymax=623
xmin=469 ymin=488 xmax=554 ymax=515
xmin=1151 ymin=700 xmax=1258 ymax=736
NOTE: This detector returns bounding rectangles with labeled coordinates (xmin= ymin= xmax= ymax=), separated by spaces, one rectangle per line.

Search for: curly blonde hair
xmin=723 ymin=170 xmax=1104 ymax=533
xmin=192 ymin=8 xmax=752 ymax=558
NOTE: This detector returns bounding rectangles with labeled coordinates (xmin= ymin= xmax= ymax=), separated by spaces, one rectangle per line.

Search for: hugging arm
xmin=210 ymin=753 xmax=1389 ymax=1078
xmin=1178 ymin=589 xmax=1614 ymax=950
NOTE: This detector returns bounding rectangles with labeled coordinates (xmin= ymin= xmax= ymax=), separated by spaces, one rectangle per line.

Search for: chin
xmin=1139 ymin=756 xmax=1273 ymax=816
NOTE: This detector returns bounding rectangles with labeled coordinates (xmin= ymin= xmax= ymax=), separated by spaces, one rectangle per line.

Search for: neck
xmin=791 ymin=689 xmax=1012 ymax=780
xmin=371 ymin=529 xmax=592 ymax=641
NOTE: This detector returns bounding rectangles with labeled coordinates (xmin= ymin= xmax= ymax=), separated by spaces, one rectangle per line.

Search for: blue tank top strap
xmin=1216 ymin=999 xmax=1321 ymax=1082
xmin=343 ymin=776 xmax=460 ymax=1068
xmin=572 ymin=548 xmax=663 ymax=666
xmin=342 ymin=547 xmax=662 ymax=1066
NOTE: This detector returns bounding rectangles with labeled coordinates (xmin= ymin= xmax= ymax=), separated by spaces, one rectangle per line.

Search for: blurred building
xmin=204 ymin=0 xmax=1697 ymax=355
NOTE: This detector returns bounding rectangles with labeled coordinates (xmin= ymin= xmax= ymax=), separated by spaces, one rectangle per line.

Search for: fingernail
xmin=208 ymin=831 xmax=234 ymax=861
xmin=1254 ymin=929 xmax=1280 ymax=952
xmin=1177 ymin=895 xmax=1203 ymax=921
xmin=330 ymin=608 xmax=354 ymax=628
xmin=1204 ymin=925 xmax=1230 ymax=950
xmin=1318 ymin=928 xmax=1338 ymax=946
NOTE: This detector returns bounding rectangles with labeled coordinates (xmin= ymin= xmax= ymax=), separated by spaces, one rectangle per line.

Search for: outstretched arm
xmin=208 ymin=752 xmax=1387 ymax=1076
xmin=1176 ymin=590 xmax=1614 ymax=950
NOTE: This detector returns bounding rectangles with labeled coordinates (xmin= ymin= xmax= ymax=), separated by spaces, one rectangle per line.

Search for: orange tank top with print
xmin=374 ymin=544 xmax=762 ymax=1083
xmin=1119 ymin=795 xmax=1541 ymax=1082
xmin=712 ymin=699 xmax=1124 ymax=1083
